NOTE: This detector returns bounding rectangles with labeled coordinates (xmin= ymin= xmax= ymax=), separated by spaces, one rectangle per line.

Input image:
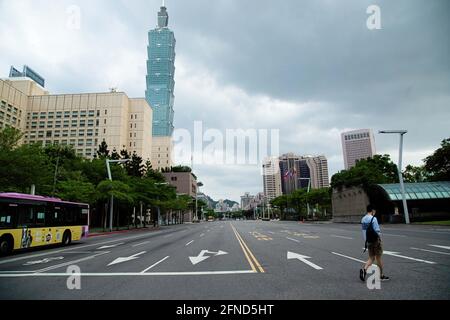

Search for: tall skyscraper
xmin=262 ymin=157 xmax=283 ymax=202
xmin=9 ymin=65 xmax=45 ymax=88
xmin=341 ymin=129 xmax=376 ymax=170
xmin=145 ymin=3 xmax=176 ymax=137
xmin=306 ymin=155 xmax=330 ymax=189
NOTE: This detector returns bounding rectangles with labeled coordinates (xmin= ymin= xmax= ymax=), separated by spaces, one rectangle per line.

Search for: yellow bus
xmin=0 ymin=193 xmax=89 ymax=256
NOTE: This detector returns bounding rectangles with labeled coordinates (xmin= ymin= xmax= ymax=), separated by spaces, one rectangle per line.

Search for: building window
xmin=104 ymin=119 xmax=107 ymax=125
xmin=79 ymin=130 xmax=85 ymax=136
xmin=39 ymin=122 xmax=45 ymax=128
xmin=80 ymin=110 xmax=87 ymax=118
xmin=70 ymin=130 xmax=77 ymax=137
xmin=105 ymin=110 xmax=107 ymax=115
xmin=88 ymin=110 xmax=95 ymax=117
xmin=79 ymin=120 xmax=86 ymax=127
xmin=78 ymin=139 xmax=84 ymax=146
xmin=97 ymin=110 xmax=100 ymax=117
xmin=72 ymin=111 xmax=78 ymax=118
xmin=48 ymin=112 xmax=54 ymax=119
xmin=56 ymin=112 xmax=62 ymax=119
xmin=62 ymin=130 xmax=68 ymax=137
xmin=47 ymin=121 xmax=53 ymax=128
xmin=72 ymin=120 xmax=77 ymax=126
xmin=88 ymin=120 xmax=94 ymax=127
xmin=64 ymin=111 xmax=70 ymax=118
xmin=87 ymin=129 xmax=93 ymax=136
xmin=96 ymin=119 xmax=99 ymax=126
xmin=54 ymin=131 xmax=61 ymax=138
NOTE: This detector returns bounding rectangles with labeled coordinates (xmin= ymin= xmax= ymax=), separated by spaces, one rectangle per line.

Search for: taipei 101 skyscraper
xmin=146 ymin=1 xmax=176 ymax=169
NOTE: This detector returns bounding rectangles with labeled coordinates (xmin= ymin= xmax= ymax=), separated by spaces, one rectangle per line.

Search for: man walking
xmin=360 ymin=205 xmax=390 ymax=282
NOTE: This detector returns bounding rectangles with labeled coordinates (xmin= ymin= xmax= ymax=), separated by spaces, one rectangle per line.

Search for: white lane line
xmin=383 ymin=251 xmax=436 ymax=265
xmin=185 ymin=240 xmax=194 ymax=246
xmin=286 ymin=237 xmax=301 ymax=243
xmin=141 ymin=256 xmax=170 ymax=273
xmin=132 ymin=241 xmax=150 ymax=247
xmin=33 ymin=252 xmax=110 ymax=273
xmin=0 ymin=270 xmax=257 ymax=277
xmin=330 ymin=235 xmax=353 ymax=240
xmin=382 ymin=233 xmax=407 ymax=238
xmin=200 ymin=233 xmax=205 ymax=237
xmin=0 ymin=231 xmax=163 ymax=265
xmin=429 ymin=245 xmax=450 ymax=250
xmin=332 ymin=252 xmax=366 ymax=264
xmin=268 ymin=231 xmax=275 ymax=234
xmin=410 ymin=247 xmax=450 ymax=256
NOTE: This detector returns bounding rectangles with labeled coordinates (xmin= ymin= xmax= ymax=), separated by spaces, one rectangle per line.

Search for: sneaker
xmin=359 ymin=269 xmax=366 ymax=281
xmin=380 ymin=275 xmax=390 ymax=281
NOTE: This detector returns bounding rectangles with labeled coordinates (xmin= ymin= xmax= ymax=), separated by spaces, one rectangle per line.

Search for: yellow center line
xmin=231 ymin=223 xmax=265 ymax=273
xmin=231 ymin=226 xmax=256 ymax=273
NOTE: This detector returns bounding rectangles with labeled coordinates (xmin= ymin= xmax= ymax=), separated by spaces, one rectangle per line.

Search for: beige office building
xmin=262 ymin=157 xmax=283 ymax=202
xmin=306 ymin=155 xmax=330 ymax=189
xmin=0 ymin=78 xmax=153 ymax=160
xmin=152 ymin=136 xmax=174 ymax=170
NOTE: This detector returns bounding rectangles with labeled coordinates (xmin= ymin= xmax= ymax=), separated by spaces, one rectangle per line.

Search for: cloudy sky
xmin=0 ymin=0 xmax=449 ymax=202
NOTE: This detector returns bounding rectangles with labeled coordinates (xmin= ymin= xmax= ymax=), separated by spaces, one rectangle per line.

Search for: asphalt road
xmin=0 ymin=220 xmax=449 ymax=300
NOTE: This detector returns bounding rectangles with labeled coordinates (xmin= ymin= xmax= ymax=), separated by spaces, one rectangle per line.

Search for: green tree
xmin=96 ymin=141 xmax=110 ymax=158
xmin=0 ymin=127 xmax=23 ymax=151
xmin=424 ymin=138 xmax=450 ymax=181
xmin=403 ymin=165 xmax=429 ymax=183
xmin=331 ymin=154 xmax=398 ymax=192
xmin=270 ymin=195 xmax=289 ymax=220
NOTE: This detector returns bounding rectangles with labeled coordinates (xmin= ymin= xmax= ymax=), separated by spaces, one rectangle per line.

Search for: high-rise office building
xmin=145 ymin=4 xmax=176 ymax=137
xmin=341 ymin=129 xmax=376 ymax=170
xmin=262 ymin=157 xmax=282 ymax=202
xmin=306 ymin=155 xmax=330 ymax=189
xmin=279 ymin=153 xmax=329 ymax=194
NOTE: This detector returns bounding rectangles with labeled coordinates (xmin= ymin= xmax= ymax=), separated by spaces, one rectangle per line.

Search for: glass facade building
xmin=145 ymin=5 xmax=176 ymax=137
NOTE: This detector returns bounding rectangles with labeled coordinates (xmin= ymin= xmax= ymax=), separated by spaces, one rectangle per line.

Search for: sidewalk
xmin=87 ymin=226 xmax=161 ymax=238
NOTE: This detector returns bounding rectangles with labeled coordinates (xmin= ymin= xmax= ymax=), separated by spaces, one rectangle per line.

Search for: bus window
xmin=17 ymin=205 xmax=35 ymax=228
xmin=0 ymin=203 xmax=15 ymax=229
xmin=36 ymin=210 xmax=45 ymax=227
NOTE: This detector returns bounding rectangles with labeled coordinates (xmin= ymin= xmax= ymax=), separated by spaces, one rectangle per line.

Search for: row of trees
xmin=270 ymin=188 xmax=331 ymax=221
xmin=0 ymin=127 xmax=201 ymax=230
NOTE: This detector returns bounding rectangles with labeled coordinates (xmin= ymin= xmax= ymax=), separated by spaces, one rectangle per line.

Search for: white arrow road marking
xmin=108 ymin=251 xmax=146 ymax=266
xmin=97 ymin=243 xmax=124 ymax=250
xmin=286 ymin=237 xmax=300 ymax=243
xmin=429 ymin=245 xmax=450 ymax=250
xmin=189 ymin=250 xmax=228 ymax=265
xmin=141 ymin=256 xmax=170 ymax=273
xmin=411 ymin=247 xmax=450 ymax=256
xmin=34 ymin=252 xmax=110 ymax=273
xmin=287 ymin=251 xmax=323 ymax=270
xmin=24 ymin=256 xmax=64 ymax=266
xmin=185 ymin=240 xmax=194 ymax=246
xmin=383 ymin=251 xmax=436 ymax=264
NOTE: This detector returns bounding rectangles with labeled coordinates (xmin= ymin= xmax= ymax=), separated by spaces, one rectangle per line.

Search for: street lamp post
xmin=379 ymin=130 xmax=410 ymax=224
xmin=106 ymin=159 xmax=130 ymax=232
xmin=299 ymin=178 xmax=312 ymax=218
xmin=155 ymin=182 xmax=170 ymax=227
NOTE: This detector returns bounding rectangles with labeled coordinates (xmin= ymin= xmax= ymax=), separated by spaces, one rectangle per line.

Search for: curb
xmin=87 ymin=227 xmax=160 ymax=238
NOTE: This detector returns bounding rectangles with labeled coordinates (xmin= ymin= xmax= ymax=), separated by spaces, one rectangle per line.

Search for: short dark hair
xmin=367 ymin=204 xmax=374 ymax=212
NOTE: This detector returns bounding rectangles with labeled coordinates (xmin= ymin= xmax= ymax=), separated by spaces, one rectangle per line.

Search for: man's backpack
xmin=364 ymin=216 xmax=379 ymax=252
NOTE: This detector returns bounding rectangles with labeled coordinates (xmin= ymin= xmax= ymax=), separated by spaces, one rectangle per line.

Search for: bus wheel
xmin=0 ymin=236 xmax=13 ymax=256
xmin=62 ymin=231 xmax=72 ymax=246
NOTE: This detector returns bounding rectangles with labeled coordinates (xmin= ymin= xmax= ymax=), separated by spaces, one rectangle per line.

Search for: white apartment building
xmin=341 ymin=129 xmax=376 ymax=170
xmin=0 ymin=78 xmax=153 ymax=160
